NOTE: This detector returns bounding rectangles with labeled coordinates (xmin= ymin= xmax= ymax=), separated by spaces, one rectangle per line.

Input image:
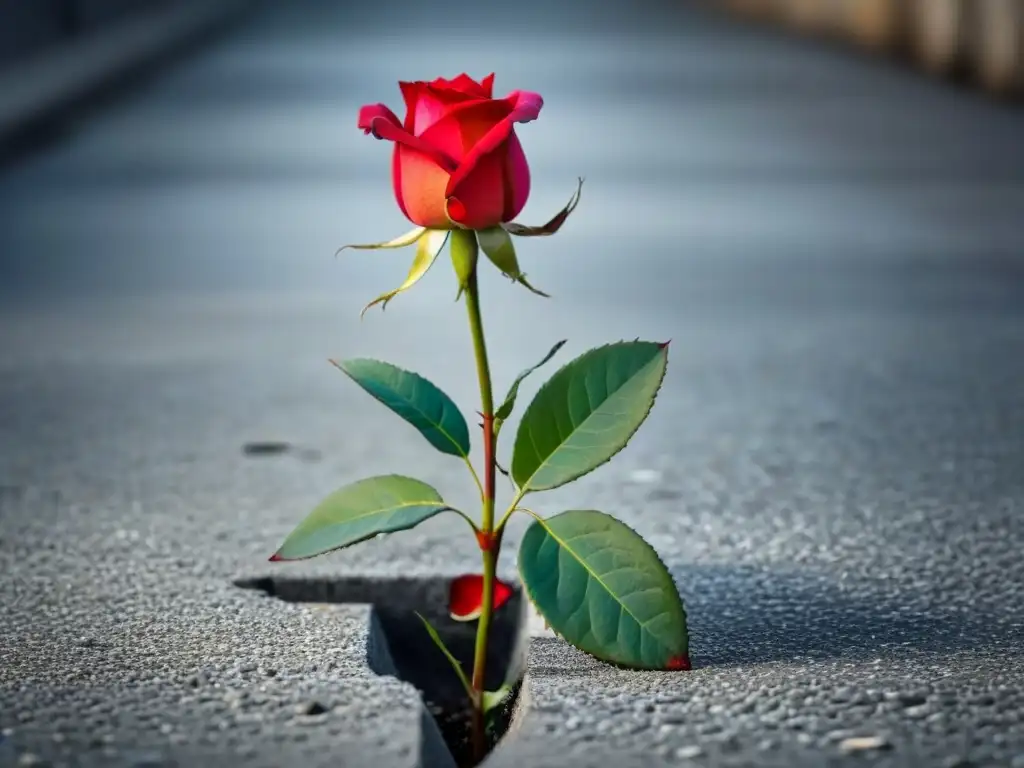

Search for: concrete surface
xmin=2 ymin=0 xmax=1024 ymax=766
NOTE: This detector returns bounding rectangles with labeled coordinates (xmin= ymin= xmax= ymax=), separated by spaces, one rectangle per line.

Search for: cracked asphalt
xmin=2 ymin=0 xmax=1023 ymax=766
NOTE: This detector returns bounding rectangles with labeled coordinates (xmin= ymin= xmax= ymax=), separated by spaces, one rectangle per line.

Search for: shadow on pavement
xmin=672 ymin=563 xmax=1020 ymax=668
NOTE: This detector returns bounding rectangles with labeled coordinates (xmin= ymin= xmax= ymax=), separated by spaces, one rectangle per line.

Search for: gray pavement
xmin=2 ymin=0 xmax=1024 ymax=766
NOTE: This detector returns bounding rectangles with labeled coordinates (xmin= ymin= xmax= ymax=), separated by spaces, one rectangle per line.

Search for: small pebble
xmin=675 ymin=745 xmax=703 ymax=759
xmin=839 ymin=736 xmax=891 ymax=753
xmin=629 ymin=469 xmax=661 ymax=484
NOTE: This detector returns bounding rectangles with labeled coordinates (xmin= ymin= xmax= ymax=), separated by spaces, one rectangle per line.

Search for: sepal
xmin=360 ymin=229 xmax=450 ymax=317
xmin=502 ymin=177 xmax=583 ymax=237
xmin=478 ymin=226 xmax=549 ymax=298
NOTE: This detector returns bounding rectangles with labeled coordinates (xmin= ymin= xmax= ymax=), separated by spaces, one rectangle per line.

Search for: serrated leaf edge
xmin=516 ymin=510 xmax=689 ymax=671
xmin=333 ymin=358 xmax=471 ymax=459
xmin=513 ymin=341 xmax=669 ymax=493
xmin=273 ymin=474 xmax=452 ymax=562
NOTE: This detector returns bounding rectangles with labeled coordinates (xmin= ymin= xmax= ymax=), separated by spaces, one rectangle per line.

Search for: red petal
xmin=480 ymin=73 xmax=496 ymax=98
xmin=449 ymin=574 xmax=514 ymax=622
xmin=357 ymin=103 xmax=458 ymax=173
xmin=428 ymin=73 xmax=494 ymax=99
xmin=666 ymin=654 xmax=691 ymax=671
xmin=444 ymin=90 xmax=542 ymax=201
xmin=401 ymin=79 xmax=488 ymax=136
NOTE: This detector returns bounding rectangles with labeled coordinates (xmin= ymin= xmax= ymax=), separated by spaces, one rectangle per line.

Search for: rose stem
xmin=463 ymin=258 xmax=498 ymax=762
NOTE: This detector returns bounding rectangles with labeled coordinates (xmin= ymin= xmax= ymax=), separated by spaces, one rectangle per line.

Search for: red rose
xmin=358 ymin=73 xmax=542 ymax=231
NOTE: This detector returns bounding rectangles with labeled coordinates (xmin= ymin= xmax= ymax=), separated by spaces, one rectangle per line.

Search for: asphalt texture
xmin=2 ymin=0 xmax=1024 ymax=766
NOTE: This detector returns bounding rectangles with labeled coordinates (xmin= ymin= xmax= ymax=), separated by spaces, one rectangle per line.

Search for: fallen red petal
xmin=449 ymin=574 xmax=514 ymax=622
xmin=666 ymin=654 xmax=691 ymax=671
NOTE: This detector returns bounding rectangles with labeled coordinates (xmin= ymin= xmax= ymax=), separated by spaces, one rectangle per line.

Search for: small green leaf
xmin=415 ymin=612 xmax=473 ymax=699
xmin=449 ymin=228 xmax=478 ymax=301
xmin=335 ymin=226 xmax=426 ymax=255
xmin=334 ymin=359 xmax=470 ymax=458
xmin=503 ymin=178 xmax=583 ymax=237
xmin=271 ymin=475 xmax=449 ymax=560
xmin=518 ymin=510 xmax=688 ymax=670
xmin=494 ymin=339 xmax=567 ymax=435
xmin=361 ymin=229 xmax=449 ymax=317
xmin=511 ymin=341 xmax=668 ymax=492
xmin=477 ymin=227 xmax=549 ymax=297
xmin=483 ymin=684 xmax=513 ymax=713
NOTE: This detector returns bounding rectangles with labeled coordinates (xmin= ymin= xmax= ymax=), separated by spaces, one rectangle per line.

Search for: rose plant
xmin=269 ymin=73 xmax=690 ymax=760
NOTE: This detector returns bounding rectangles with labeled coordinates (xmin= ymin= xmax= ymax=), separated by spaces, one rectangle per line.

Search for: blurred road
xmin=2 ymin=0 xmax=1024 ymax=766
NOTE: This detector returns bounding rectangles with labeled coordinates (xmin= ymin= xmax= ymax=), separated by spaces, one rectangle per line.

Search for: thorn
xmin=660 ymin=339 xmax=672 ymax=349
xmin=268 ymin=553 xmax=283 ymax=562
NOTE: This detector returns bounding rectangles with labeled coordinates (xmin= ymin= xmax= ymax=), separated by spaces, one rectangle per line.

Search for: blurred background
xmin=1 ymin=0 xmax=1023 ymax=583
xmin=715 ymin=0 xmax=1024 ymax=99
xmin=2 ymin=4 xmax=1024 ymax=766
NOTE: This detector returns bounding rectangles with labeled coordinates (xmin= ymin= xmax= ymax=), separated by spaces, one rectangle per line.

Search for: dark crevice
xmin=235 ymin=574 xmax=529 ymax=768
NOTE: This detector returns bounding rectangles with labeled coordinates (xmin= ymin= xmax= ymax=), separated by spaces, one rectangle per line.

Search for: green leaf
xmin=361 ymin=229 xmax=449 ymax=317
xmin=415 ymin=612 xmax=473 ymax=699
xmin=511 ymin=341 xmax=668 ymax=492
xmin=334 ymin=358 xmax=470 ymax=458
xmin=449 ymin=228 xmax=478 ymax=301
xmin=503 ymin=178 xmax=583 ymax=237
xmin=477 ymin=226 xmax=549 ymax=297
xmin=518 ymin=510 xmax=688 ymax=670
xmin=271 ymin=475 xmax=449 ymax=561
xmin=494 ymin=339 xmax=567 ymax=435
xmin=483 ymin=684 xmax=513 ymax=713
